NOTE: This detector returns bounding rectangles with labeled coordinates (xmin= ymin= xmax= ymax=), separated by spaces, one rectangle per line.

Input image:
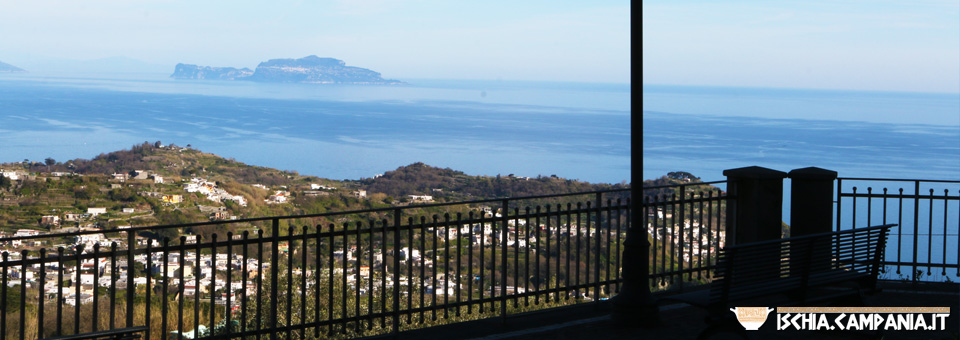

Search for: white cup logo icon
xmin=729 ymin=307 xmax=775 ymax=330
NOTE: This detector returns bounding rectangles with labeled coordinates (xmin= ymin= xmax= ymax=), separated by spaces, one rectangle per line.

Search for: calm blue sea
xmin=0 ymin=73 xmax=631 ymax=183
xmin=643 ymin=84 xmax=960 ymax=182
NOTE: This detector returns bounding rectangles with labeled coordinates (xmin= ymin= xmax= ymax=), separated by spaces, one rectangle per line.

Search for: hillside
xmin=0 ymin=143 xmax=627 ymax=233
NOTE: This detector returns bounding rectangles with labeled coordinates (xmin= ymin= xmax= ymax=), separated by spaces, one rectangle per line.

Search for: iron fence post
xmin=271 ymin=218 xmax=280 ymax=340
xmin=127 ymin=229 xmax=136 ymax=328
xmin=913 ymin=181 xmax=920 ymax=285
xmin=393 ymin=208 xmax=402 ymax=338
xmin=501 ymin=199 xmax=509 ymax=324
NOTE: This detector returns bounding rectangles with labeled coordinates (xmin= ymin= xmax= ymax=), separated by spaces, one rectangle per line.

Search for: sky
xmin=0 ymin=0 xmax=630 ymax=83
xmin=643 ymin=0 xmax=960 ymax=94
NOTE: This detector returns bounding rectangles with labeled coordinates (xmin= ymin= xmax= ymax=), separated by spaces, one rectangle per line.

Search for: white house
xmin=87 ymin=207 xmax=107 ymax=216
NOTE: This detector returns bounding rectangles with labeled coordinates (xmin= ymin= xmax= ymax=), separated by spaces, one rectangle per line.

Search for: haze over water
xmin=0 ymin=73 xmax=631 ymax=184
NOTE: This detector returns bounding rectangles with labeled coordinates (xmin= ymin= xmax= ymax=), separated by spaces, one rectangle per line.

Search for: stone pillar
xmin=723 ymin=166 xmax=787 ymax=246
xmin=788 ymin=167 xmax=838 ymax=275
xmin=788 ymin=167 xmax=837 ymax=237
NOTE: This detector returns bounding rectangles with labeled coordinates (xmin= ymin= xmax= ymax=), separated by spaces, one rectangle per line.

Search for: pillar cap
xmin=722 ymin=166 xmax=787 ymax=179
xmin=788 ymin=167 xmax=838 ymax=180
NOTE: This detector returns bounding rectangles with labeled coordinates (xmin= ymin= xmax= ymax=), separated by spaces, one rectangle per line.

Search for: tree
xmin=45 ymin=157 xmax=56 ymax=166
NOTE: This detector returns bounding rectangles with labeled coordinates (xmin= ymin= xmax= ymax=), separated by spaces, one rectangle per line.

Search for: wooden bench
xmin=658 ymin=224 xmax=895 ymax=339
xmin=43 ymin=326 xmax=148 ymax=340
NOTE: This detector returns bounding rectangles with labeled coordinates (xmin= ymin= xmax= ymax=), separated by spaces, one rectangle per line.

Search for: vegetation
xmin=0 ymin=142 xmax=628 ymax=233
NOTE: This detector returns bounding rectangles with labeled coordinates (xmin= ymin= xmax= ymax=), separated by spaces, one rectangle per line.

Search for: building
xmin=87 ymin=207 xmax=107 ymax=216
xmin=40 ymin=215 xmax=61 ymax=227
xmin=162 ymin=195 xmax=183 ymax=204
xmin=408 ymin=195 xmax=434 ymax=202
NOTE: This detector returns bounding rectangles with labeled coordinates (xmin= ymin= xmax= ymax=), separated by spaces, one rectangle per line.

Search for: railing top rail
xmin=837 ymin=177 xmax=960 ymax=184
xmin=0 ymin=188 xmax=630 ymax=242
xmin=641 ymin=180 xmax=727 ymax=191
xmin=723 ymin=224 xmax=897 ymax=250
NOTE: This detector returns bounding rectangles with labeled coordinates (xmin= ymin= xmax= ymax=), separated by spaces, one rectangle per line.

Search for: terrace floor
xmin=406 ymin=281 xmax=959 ymax=340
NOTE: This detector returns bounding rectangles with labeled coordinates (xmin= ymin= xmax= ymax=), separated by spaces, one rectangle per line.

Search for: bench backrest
xmin=708 ymin=224 xmax=894 ymax=306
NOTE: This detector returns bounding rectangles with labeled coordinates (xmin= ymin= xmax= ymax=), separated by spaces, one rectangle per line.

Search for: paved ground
xmin=472 ymin=284 xmax=959 ymax=340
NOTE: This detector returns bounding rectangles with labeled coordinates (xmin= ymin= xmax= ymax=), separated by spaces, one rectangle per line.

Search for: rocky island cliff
xmin=0 ymin=60 xmax=26 ymax=73
xmin=171 ymin=56 xmax=403 ymax=84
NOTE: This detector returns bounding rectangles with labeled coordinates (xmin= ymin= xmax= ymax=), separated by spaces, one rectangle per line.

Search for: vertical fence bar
xmin=407 ymin=217 xmax=413 ymax=322
xmin=455 ymin=213 xmax=463 ymax=317
xmin=145 ymin=240 xmax=152 ymax=340
xmin=287 ymin=227 xmax=294 ymax=339
xmin=393 ymin=209 xmax=401 ymax=336
xmin=75 ymin=245 xmax=82 ymax=335
xmin=524 ymin=207 xmax=531 ymax=307
xmin=535 ymin=207 xmax=542 ymax=305
xmin=500 ymin=199 xmax=509 ymax=321
xmin=313 ymin=226 xmax=321 ymax=337
xmin=2 ymin=252 xmax=7 ymax=340
xmin=513 ymin=208 xmax=519 ymax=310
xmin=595 ymin=193 xmax=602 ymax=303
xmin=468 ymin=212 xmax=475 ymax=315
xmin=162 ymin=238 xmax=169 ymax=340
xmin=19 ymin=250 xmax=26 ymax=340
xmin=327 ymin=224 xmax=334 ymax=335
xmin=368 ymin=221 xmax=375 ymax=329
xmin=58 ymin=247 xmax=64 ymax=336
xmin=927 ymin=189 xmax=934 ymax=276
xmin=302 ymin=226 xmax=308 ymax=335
xmin=576 ymin=202 xmax=590 ymax=300
xmin=565 ymin=203 xmax=571 ymax=301
xmin=110 ymin=242 xmax=117 ymax=331
xmin=193 ymin=237 xmax=200 ymax=337
xmin=93 ymin=244 xmax=100 ymax=332
xmin=127 ymin=230 xmax=136 ymax=328
xmin=897 ymin=189 xmax=904 ymax=275
xmin=431 ymin=216 xmax=438 ymax=321
xmin=178 ymin=236 xmax=185 ymax=340
xmin=354 ymin=223 xmax=361 ymax=333
xmin=257 ymin=230 xmax=264 ymax=334
xmin=942 ymin=189 xmax=949 ymax=276
xmin=617 ymin=198 xmax=624 ymax=290
xmin=270 ymin=219 xmax=280 ymax=340
xmin=444 ymin=214 xmax=451 ymax=319
xmin=226 ymin=232 xmax=233 ymax=337
xmin=38 ymin=248 xmax=45 ymax=339
xmin=419 ymin=217 xmax=426 ymax=324
xmin=380 ymin=220 xmax=387 ymax=329
xmin=211 ymin=233 xmax=218 ymax=335
xmin=913 ymin=181 xmax=920 ymax=283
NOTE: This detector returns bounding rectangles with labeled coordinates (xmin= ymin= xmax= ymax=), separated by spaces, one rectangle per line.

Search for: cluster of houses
xmin=647 ymin=208 xmax=725 ymax=263
xmin=0 ymin=212 xmax=619 ymax=311
xmin=183 ymin=177 xmax=247 ymax=207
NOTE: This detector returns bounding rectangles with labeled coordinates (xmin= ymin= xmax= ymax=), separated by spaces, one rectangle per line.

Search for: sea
xmin=0 ymin=73 xmax=631 ymax=183
xmin=1 ymin=74 xmax=957 ymax=184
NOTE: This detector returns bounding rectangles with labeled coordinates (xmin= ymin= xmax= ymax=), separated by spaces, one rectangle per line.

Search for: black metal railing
xmin=641 ymin=181 xmax=728 ymax=291
xmin=836 ymin=178 xmax=960 ymax=283
xmin=0 ymin=189 xmax=629 ymax=340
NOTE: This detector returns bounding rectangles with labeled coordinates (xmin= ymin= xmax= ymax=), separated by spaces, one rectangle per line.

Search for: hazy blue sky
xmin=643 ymin=0 xmax=960 ymax=93
xmin=0 ymin=0 xmax=630 ymax=83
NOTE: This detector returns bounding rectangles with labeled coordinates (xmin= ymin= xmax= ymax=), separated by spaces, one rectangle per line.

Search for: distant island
xmin=171 ymin=55 xmax=403 ymax=84
xmin=0 ymin=60 xmax=26 ymax=73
